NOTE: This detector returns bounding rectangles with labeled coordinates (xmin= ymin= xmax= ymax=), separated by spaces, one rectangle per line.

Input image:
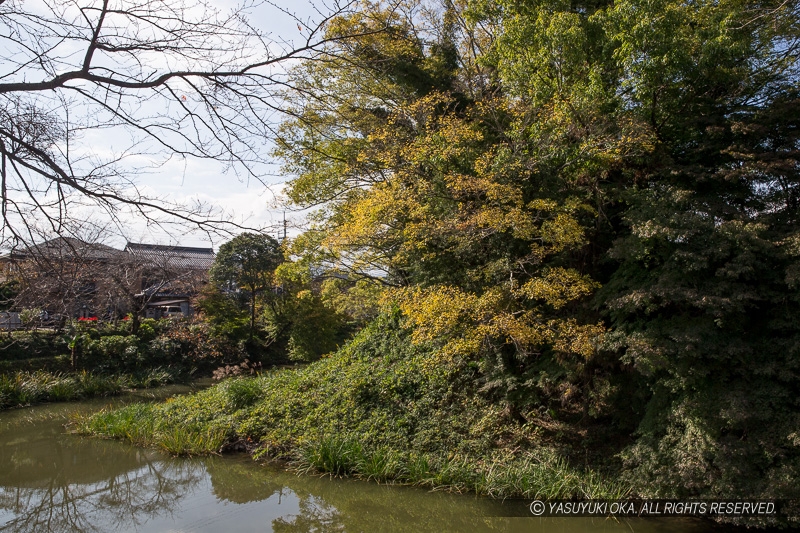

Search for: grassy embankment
xmin=78 ymin=314 xmax=629 ymax=500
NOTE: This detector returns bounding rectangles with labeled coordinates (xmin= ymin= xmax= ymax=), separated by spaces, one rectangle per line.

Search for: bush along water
xmin=71 ymin=318 xmax=244 ymax=375
xmin=0 ymin=368 xmax=177 ymax=409
xmin=0 ymin=318 xmax=247 ymax=376
xmin=0 ymin=318 xmax=251 ymax=409
xmin=79 ymin=312 xmax=629 ymax=500
xmin=0 ymin=331 xmax=69 ymax=362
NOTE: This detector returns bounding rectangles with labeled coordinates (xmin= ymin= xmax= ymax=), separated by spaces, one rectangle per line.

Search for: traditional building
xmin=0 ymin=239 xmax=215 ymax=321
xmin=124 ymin=242 xmax=215 ymax=318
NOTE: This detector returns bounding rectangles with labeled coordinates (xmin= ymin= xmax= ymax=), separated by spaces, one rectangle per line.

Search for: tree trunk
xmin=249 ymin=291 xmax=256 ymax=344
xmin=70 ymin=336 xmax=79 ymax=370
xmin=131 ymin=310 xmax=141 ymax=335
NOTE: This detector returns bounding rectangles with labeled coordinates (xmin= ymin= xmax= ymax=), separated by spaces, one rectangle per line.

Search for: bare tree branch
xmin=0 ymin=0 xmax=389 ymax=245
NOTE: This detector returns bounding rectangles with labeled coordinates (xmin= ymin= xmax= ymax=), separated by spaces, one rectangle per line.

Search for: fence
xmin=0 ymin=312 xmax=22 ymax=331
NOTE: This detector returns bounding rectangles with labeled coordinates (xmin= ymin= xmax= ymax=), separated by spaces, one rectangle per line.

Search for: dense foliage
xmin=73 ymin=319 xmax=243 ymax=375
xmin=0 ymin=331 xmax=69 ymax=362
xmin=0 ymin=319 xmax=242 ymax=409
xmin=201 ymin=235 xmax=351 ymax=362
xmin=209 ymin=233 xmax=285 ymax=343
xmin=269 ymin=0 xmax=800 ymax=504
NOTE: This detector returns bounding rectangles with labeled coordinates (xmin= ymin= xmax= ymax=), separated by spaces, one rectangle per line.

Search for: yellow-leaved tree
xmin=271 ymin=0 xmax=651 ymax=418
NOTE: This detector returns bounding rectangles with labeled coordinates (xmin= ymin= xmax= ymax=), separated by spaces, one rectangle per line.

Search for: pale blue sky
xmin=119 ymin=0 xmax=325 ymax=249
xmin=1 ymin=0 xmax=342 ymax=251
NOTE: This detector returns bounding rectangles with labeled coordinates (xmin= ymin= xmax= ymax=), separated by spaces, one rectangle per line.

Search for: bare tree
xmin=0 ymin=0 xmax=383 ymax=247
xmin=6 ymin=224 xmax=118 ymax=327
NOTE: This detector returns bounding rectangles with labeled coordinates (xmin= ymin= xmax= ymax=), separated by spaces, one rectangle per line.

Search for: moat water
xmin=0 ymin=387 xmax=722 ymax=532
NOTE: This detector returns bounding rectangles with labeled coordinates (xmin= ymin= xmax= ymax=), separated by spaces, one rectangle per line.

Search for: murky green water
xmin=0 ymin=389 xmax=720 ymax=532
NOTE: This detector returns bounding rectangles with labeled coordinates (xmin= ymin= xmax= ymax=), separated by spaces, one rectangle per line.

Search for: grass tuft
xmin=158 ymin=426 xmax=228 ymax=456
xmin=356 ymin=447 xmax=402 ymax=482
xmin=299 ymin=436 xmax=362 ymax=477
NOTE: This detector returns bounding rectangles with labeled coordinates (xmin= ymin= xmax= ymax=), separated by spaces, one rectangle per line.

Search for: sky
xmin=2 ymin=0 xmax=335 ymax=251
xmin=121 ymin=0 xmax=326 ymax=249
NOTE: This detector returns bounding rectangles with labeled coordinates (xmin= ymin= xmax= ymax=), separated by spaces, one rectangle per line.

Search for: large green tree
xmin=275 ymin=0 xmax=612 ymax=422
xmin=275 ymin=0 xmax=800 ymax=501
xmin=484 ymin=0 xmax=800 ymax=497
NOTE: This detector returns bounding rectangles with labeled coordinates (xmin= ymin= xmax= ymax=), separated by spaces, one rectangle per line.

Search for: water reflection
xmin=0 ymin=396 xmax=717 ymax=533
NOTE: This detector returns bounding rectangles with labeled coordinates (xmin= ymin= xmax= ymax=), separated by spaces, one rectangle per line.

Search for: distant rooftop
xmin=125 ymin=242 xmax=215 ymax=270
xmin=3 ymin=237 xmax=121 ymax=262
xmin=1 ymin=238 xmax=216 ymax=271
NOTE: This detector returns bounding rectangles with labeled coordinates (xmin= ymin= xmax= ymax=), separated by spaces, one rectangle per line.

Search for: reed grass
xmin=78 ymin=402 xmax=228 ymax=456
xmin=0 ymin=368 xmax=178 ymax=409
xmin=291 ymin=439 xmax=627 ymax=499
xmin=158 ymin=426 xmax=228 ymax=455
xmin=298 ymin=436 xmax=362 ymax=476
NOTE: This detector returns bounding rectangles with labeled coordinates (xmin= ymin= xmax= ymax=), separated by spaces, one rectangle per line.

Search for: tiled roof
xmin=1 ymin=239 xmax=216 ymax=271
xmin=6 ymin=237 xmax=121 ymax=262
xmin=125 ymin=242 xmax=215 ymax=270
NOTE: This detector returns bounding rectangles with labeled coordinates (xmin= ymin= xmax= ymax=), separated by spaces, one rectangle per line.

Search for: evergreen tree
xmin=210 ymin=233 xmax=284 ymax=343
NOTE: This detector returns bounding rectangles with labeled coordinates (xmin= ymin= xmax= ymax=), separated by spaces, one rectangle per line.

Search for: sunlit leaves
xmin=275 ymin=0 xmax=612 ymax=411
xmin=394 ymin=279 xmax=603 ymax=364
xmin=517 ymin=267 xmax=599 ymax=309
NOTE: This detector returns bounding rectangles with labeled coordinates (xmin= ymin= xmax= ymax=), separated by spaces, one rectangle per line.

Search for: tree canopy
xmin=209 ymin=232 xmax=284 ymax=342
xmin=274 ymin=0 xmax=800 ymax=500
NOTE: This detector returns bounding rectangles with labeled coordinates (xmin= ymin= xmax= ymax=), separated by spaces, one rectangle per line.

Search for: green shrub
xmin=136 ymin=322 xmax=157 ymax=342
xmin=0 ymin=355 xmax=72 ymax=374
xmin=83 ymin=335 xmax=141 ymax=372
xmin=18 ymin=308 xmax=42 ymax=329
xmin=0 ymin=332 xmax=69 ymax=361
